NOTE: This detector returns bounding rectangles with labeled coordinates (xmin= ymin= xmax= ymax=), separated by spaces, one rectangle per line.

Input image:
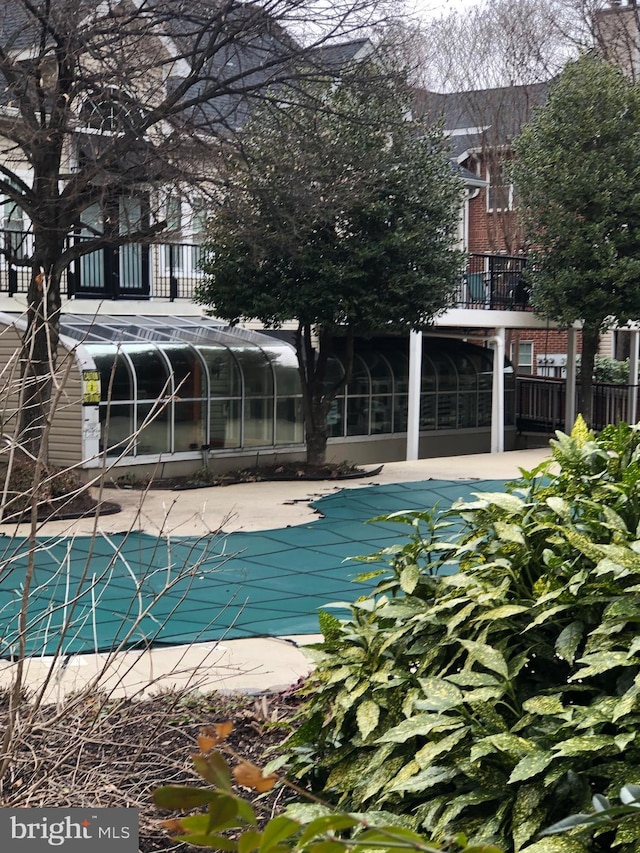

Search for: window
xmin=162 ymin=195 xmax=207 ymax=275
xmin=487 ymin=162 xmax=515 ymax=212
xmin=80 ymin=89 xmax=142 ymax=135
xmin=511 ymin=341 xmax=533 ymax=375
xmin=3 ymin=197 xmax=28 ymax=260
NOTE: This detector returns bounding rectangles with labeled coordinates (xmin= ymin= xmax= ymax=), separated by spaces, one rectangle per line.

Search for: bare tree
xmin=409 ymin=0 xmax=581 ymax=255
xmin=0 ymin=0 xmax=400 ymax=455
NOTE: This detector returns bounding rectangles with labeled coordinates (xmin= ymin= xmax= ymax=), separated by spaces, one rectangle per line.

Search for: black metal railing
xmin=456 ymin=253 xmax=531 ymax=311
xmin=516 ymin=376 xmax=640 ymax=433
xmin=0 ymin=233 xmax=530 ymax=309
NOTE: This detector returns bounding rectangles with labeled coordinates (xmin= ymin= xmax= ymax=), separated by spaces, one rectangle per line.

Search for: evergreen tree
xmin=514 ymin=53 xmax=640 ymax=425
xmin=196 ymin=66 xmax=462 ymax=464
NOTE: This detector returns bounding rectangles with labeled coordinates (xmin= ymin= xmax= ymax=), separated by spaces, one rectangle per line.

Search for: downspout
xmin=565 ymin=327 xmax=578 ymax=430
xmin=628 ymin=327 xmax=639 ymax=424
xmin=463 ymin=186 xmax=481 ymax=252
xmin=489 ymin=328 xmax=506 ymax=453
xmin=406 ymin=329 xmax=422 ymax=461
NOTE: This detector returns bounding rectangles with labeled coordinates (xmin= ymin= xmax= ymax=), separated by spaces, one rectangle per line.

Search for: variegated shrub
xmin=289 ymin=420 xmax=640 ymax=853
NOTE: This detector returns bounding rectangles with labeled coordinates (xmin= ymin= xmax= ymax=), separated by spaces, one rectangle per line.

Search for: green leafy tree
xmin=196 ymin=66 xmax=463 ymax=465
xmin=513 ymin=53 xmax=640 ymax=426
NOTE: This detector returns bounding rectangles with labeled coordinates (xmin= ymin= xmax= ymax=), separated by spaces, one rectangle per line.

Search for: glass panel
xmin=119 ymin=198 xmax=143 ymax=290
xmin=326 ymin=396 xmax=344 ymax=437
xmin=347 ymin=396 xmax=369 ymax=436
xmin=191 ymin=244 xmax=203 ymax=270
xmin=479 ymin=392 xmax=492 ymax=426
xmin=477 ymin=349 xmax=494 ymax=390
xmin=394 ymin=394 xmax=408 ymax=432
xmin=266 ymin=347 xmax=301 ymax=396
xmin=420 ymin=394 xmax=436 ymax=430
xmin=164 ymin=243 xmax=186 ymax=273
xmin=4 ymin=197 xmax=27 ymax=259
xmin=276 ymin=398 xmax=303 ymax=444
xmin=80 ymin=204 xmax=104 ymax=288
xmin=209 ymin=399 xmax=241 ymax=448
xmin=243 ymin=398 xmax=273 ymax=446
xmin=421 ymin=354 xmax=436 ymax=393
xmin=324 ymin=356 xmax=345 ymax=393
xmin=437 ymin=394 xmax=458 ymax=429
xmin=125 ymin=346 xmax=170 ymax=399
xmin=99 ymin=403 xmax=133 ymax=455
xmin=371 ymin=396 xmax=393 ymax=433
xmin=91 ymin=348 xmax=132 ymax=401
xmin=382 ymin=348 xmax=409 ymax=394
xmin=429 ymin=351 xmax=458 ymax=392
xmin=347 ymin=356 xmax=369 ymax=396
xmin=136 ymin=402 xmax=170 ymax=453
xmin=234 ymin=347 xmax=273 ymax=397
xmin=163 ymin=345 xmax=204 ymax=399
xmin=450 ymin=351 xmax=478 ymax=389
xmin=166 ymin=194 xmax=182 ymax=232
xmin=198 ymin=346 xmax=240 ymax=397
xmin=174 ymin=400 xmax=205 ymax=451
xmin=458 ymin=392 xmax=478 ymax=428
xmin=367 ymin=353 xmax=393 ymax=395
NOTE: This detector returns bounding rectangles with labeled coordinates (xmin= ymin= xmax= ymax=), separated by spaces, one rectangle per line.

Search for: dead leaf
xmin=161 ymin=819 xmax=187 ymax=835
xmin=233 ymin=761 xmax=278 ymax=792
xmin=198 ymin=721 xmax=234 ymax=752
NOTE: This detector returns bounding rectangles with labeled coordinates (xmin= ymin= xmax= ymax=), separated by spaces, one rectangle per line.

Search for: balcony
xmin=455 ymin=253 xmax=531 ymax=311
xmin=0 ymin=232 xmax=531 ymax=311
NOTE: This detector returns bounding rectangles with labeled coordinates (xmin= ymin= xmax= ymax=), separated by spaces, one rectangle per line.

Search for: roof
xmin=58 ymin=313 xmax=297 ymax=354
xmin=414 ymin=81 xmax=551 ymax=160
xmin=0 ymin=1 xmax=370 ymax=132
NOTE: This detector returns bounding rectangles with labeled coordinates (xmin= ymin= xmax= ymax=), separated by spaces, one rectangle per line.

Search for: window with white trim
xmin=511 ymin=340 xmax=533 ymax=375
xmin=487 ymin=163 xmax=515 ymax=212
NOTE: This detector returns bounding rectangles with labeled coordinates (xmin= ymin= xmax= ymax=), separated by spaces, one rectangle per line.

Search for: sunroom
xmin=0 ymin=314 xmax=516 ymax=477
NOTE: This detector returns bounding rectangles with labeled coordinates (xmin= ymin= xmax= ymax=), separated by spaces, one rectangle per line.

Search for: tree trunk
xmin=295 ymin=323 xmax=355 ymax=467
xmin=306 ymin=409 xmax=328 ymax=466
xmin=19 ymin=237 xmax=64 ymax=459
xmin=578 ymin=323 xmax=601 ymax=429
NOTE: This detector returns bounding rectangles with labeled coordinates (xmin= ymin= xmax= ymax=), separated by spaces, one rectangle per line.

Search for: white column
xmin=629 ymin=329 xmax=639 ymax=425
xmin=564 ymin=327 xmax=577 ymax=430
xmin=406 ymin=330 xmax=422 ymax=461
xmin=491 ymin=328 xmax=505 ymax=453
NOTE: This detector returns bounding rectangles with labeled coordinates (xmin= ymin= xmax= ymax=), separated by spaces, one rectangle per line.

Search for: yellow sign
xmin=82 ymin=370 xmax=101 ymax=405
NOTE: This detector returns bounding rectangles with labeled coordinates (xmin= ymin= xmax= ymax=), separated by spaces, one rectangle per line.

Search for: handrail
xmin=0 ymin=232 xmax=531 ymax=309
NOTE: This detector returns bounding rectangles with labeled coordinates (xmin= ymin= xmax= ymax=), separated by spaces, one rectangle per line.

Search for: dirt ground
xmin=0 ymin=689 xmax=302 ymax=852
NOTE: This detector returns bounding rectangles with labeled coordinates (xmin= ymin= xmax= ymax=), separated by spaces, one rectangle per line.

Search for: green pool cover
xmin=0 ymin=479 xmax=506 ymax=657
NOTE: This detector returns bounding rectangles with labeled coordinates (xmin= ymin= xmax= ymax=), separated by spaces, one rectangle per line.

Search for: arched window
xmin=80 ymin=89 xmax=143 ymax=135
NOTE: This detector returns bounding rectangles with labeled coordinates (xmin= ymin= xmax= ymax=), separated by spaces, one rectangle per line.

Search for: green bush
xmin=289 ymin=419 xmax=640 ymax=853
xmin=577 ymin=355 xmax=630 ymax=385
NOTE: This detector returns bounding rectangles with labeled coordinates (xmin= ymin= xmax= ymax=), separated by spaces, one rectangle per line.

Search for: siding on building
xmin=0 ymin=322 xmax=84 ymax=469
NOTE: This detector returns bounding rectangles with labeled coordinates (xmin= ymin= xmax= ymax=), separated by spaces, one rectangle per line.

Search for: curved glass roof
xmin=60 ymin=313 xmax=292 ymax=351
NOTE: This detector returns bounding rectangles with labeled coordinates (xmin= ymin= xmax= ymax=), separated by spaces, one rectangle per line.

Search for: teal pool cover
xmin=0 ymin=479 xmax=506 ymax=657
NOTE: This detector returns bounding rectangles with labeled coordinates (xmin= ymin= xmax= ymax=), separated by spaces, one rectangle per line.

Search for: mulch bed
xmin=113 ymin=462 xmax=383 ymax=491
xmin=0 ymin=689 xmax=303 ymax=852
xmin=0 ymin=451 xmax=122 ymax=523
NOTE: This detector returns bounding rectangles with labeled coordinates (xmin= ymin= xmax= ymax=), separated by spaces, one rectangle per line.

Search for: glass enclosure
xmin=60 ymin=317 xmax=514 ymax=460
xmin=60 ymin=315 xmax=303 ymax=457
xmin=326 ymin=338 xmax=514 ymax=439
